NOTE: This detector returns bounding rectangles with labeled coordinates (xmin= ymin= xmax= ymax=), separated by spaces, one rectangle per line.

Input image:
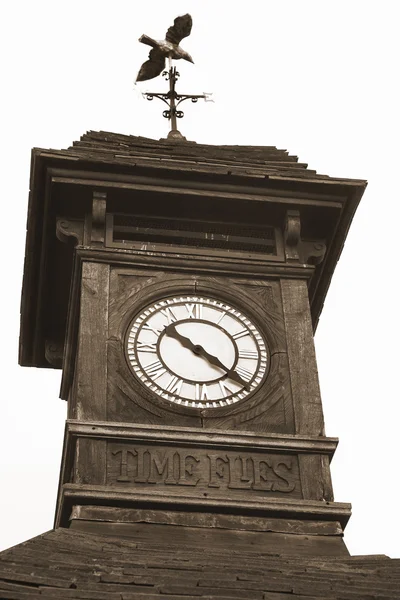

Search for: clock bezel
xmin=121 ymin=282 xmax=276 ymax=416
xmin=125 ymin=296 xmax=267 ymax=408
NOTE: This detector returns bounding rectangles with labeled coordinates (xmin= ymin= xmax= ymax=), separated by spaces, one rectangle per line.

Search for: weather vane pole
xmin=135 ymin=14 xmax=212 ymax=141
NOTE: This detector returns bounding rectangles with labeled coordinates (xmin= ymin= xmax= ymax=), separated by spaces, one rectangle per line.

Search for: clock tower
xmin=19 ymin=131 xmax=364 ymax=557
xmin=5 ymin=129 xmax=399 ymax=597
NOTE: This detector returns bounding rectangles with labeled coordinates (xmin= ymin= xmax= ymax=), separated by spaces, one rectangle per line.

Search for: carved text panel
xmin=107 ymin=443 xmax=302 ymax=500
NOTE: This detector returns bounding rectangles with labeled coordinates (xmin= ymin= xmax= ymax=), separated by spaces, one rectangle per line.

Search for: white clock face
xmin=126 ymin=295 xmax=268 ymax=409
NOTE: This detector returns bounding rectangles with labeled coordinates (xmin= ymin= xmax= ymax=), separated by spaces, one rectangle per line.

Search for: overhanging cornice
xmin=19 ymin=133 xmax=367 ymax=369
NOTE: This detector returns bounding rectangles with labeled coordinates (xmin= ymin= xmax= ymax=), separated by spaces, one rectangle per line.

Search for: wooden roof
xmin=50 ymin=130 xmax=362 ymax=182
xmin=1 ymin=527 xmax=399 ymax=599
xmin=67 ymin=131 xmax=320 ymax=177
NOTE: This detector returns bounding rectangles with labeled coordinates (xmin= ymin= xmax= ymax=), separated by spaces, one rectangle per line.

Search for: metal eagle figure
xmin=136 ymin=14 xmax=194 ymax=82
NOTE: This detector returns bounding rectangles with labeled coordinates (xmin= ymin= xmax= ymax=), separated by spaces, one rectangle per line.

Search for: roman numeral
xmin=238 ymin=350 xmax=258 ymax=359
xmin=232 ymin=328 xmax=249 ymax=340
xmin=219 ymin=379 xmax=236 ymax=397
xmin=195 ymin=383 xmax=209 ymax=400
xmin=142 ymin=323 xmax=162 ymax=336
xmin=215 ymin=310 xmax=226 ymax=325
xmin=144 ymin=360 xmax=166 ymax=380
xmin=232 ymin=329 xmax=250 ymax=340
xmin=185 ymin=303 xmax=203 ymax=319
xmin=235 ymin=365 xmax=253 ymax=382
xmin=165 ymin=375 xmax=183 ymax=395
xmin=161 ymin=307 xmax=178 ymax=324
xmin=137 ymin=341 xmax=157 ymax=353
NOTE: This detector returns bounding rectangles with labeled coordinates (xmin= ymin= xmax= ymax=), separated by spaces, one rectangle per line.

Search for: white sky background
xmin=1 ymin=0 xmax=399 ymax=557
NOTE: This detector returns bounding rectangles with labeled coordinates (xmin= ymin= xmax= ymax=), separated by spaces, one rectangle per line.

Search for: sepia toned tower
xmin=1 ymin=131 xmax=399 ymax=599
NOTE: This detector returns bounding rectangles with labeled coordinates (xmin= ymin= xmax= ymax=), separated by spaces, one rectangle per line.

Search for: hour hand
xmin=164 ymin=323 xmax=249 ymax=390
xmin=165 ymin=323 xmax=226 ymax=369
xmin=164 ymin=323 xmax=197 ymax=352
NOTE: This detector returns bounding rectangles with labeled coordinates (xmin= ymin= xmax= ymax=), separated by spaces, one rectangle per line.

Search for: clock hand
xmin=164 ymin=323 xmax=200 ymax=353
xmin=223 ymin=369 xmax=250 ymax=390
xmin=164 ymin=323 xmax=249 ymax=390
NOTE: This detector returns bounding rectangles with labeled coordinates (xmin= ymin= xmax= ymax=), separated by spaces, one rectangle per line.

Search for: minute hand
xmin=164 ymin=323 xmax=249 ymax=390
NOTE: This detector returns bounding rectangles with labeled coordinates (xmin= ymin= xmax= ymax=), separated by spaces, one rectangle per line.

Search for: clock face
xmin=126 ymin=295 xmax=269 ymax=409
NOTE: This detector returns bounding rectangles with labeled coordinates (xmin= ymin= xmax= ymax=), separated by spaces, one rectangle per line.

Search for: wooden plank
xmin=51 ymin=175 xmax=344 ymax=208
xmin=77 ymin=246 xmax=314 ymax=281
xmin=69 ymin=520 xmax=348 ymax=558
xmin=75 ymin=262 xmax=109 ymax=420
xmin=71 ymin=505 xmax=343 ymax=536
xmin=61 ymin=483 xmax=352 ymax=526
xmin=64 ymin=421 xmax=338 ymax=454
xmin=280 ymin=279 xmax=324 ymax=435
xmin=75 ymin=439 xmax=106 ymax=486
xmin=48 ymin=161 xmax=347 ymax=200
xmin=60 ymin=254 xmax=82 ymax=402
xmin=299 ymin=454 xmax=334 ymax=502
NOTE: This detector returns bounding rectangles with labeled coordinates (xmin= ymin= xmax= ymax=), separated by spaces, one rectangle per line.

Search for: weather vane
xmin=136 ymin=14 xmax=212 ymax=140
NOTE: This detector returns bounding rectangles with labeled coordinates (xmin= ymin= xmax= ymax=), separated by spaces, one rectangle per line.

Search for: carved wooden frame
xmin=108 ymin=268 xmax=295 ymax=431
xmin=55 ymin=420 xmax=346 ymax=529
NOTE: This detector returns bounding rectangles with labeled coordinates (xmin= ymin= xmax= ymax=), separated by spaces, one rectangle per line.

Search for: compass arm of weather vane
xmin=164 ymin=323 xmax=250 ymax=390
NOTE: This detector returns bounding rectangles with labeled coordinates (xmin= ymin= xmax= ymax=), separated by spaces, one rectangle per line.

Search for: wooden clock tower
xmin=5 ymin=129 xmax=398 ymax=599
xmin=19 ymin=130 xmax=363 ymax=553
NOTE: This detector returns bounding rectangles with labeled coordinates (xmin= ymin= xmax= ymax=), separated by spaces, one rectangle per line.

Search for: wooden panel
xmin=299 ymin=454 xmax=334 ymax=502
xmin=196 ymin=277 xmax=287 ymax=354
xmin=280 ymin=279 xmax=324 ymax=435
xmin=71 ymin=505 xmax=344 ymax=536
xmin=106 ymin=269 xmax=294 ymax=433
xmin=75 ymin=262 xmax=109 ymax=420
xmin=203 ymin=353 xmax=294 ymax=433
xmin=70 ymin=520 xmax=348 ymax=559
xmin=197 ymin=278 xmax=293 ymax=431
xmin=75 ymin=438 xmax=106 ymax=485
xmin=107 ymin=442 xmax=302 ymax=501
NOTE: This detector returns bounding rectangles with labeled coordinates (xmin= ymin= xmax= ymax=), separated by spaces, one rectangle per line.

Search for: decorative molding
xmin=65 ymin=420 xmax=339 ymax=456
xmin=49 ymin=168 xmax=346 ymax=207
xmin=284 ymin=210 xmax=301 ymax=261
xmin=75 ymin=246 xmax=315 ymax=280
xmin=70 ymin=505 xmax=344 ymax=536
xmin=302 ymin=240 xmax=327 ymax=265
xmin=56 ymin=218 xmax=84 ymax=245
xmin=284 ymin=210 xmax=327 ymax=266
xmin=60 ymin=483 xmax=352 ymax=528
xmin=91 ymin=191 xmax=107 ymax=243
xmin=45 ymin=339 xmax=64 ymax=367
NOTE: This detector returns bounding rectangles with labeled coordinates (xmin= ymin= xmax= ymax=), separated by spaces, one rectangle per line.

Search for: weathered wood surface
xmin=75 ymin=439 xmax=106 ymax=486
xmin=281 ymin=279 xmax=324 ymax=435
xmin=71 ymin=505 xmax=344 ymax=536
xmin=106 ymin=269 xmax=295 ymax=432
xmin=57 ymin=420 xmax=338 ymax=527
xmin=60 ymin=483 xmax=351 ymax=528
xmin=106 ymin=442 xmax=302 ymax=500
xmin=299 ymin=454 xmax=334 ymax=502
xmin=90 ymin=190 xmax=107 ymax=243
xmin=75 ymin=262 xmax=109 ymax=421
xmin=107 ymin=269 xmax=200 ymax=427
xmin=20 ymin=130 xmax=366 ymax=370
xmin=65 ymin=420 xmax=339 ymax=454
xmin=1 ymin=527 xmax=400 ymax=599
xmin=78 ymin=245 xmax=315 ymax=283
